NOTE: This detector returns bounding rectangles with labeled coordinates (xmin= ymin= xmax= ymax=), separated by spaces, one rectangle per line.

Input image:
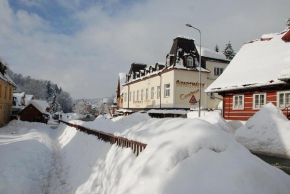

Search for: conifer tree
xmin=215 ymin=44 xmax=219 ymax=52
xmin=50 ymin=91 xmax=61 ymax=113
xmin=46 ymin=81 xmax=54 ymax=100
xmin=286 ymin=18 xmax=290 ymax=29
xmin=223 ymin=41 xmax=235 ymax=60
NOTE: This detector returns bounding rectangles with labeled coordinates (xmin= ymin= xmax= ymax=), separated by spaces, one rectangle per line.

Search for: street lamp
xmin=185 ymin=23 xmax=202 ymax=117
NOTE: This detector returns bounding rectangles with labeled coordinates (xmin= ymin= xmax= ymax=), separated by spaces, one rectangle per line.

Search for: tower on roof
xmin=166 ymin=36 xmax=199 ymax=68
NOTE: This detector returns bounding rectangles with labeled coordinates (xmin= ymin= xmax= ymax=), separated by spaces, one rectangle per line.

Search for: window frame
xmin=277 ymin=91 xmax=290 ymax=108
xmin=187 ymin=56 xmax=194 ymax=67
xmin=164 ymin=84 xmax=170 ymax=98
xmin=253 ymin=93 xmax=266 ymax=110
xmin=157 ymin=86 xmax=160 ymax=99
xmin=214 ymin=67 xmax=224 ymax=76
xmin=232 ymin=94 xmax=244 ymax=110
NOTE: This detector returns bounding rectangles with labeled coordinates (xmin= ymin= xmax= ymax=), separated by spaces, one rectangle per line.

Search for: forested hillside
xmin=7 ymin=70 xmax=73 ymax=113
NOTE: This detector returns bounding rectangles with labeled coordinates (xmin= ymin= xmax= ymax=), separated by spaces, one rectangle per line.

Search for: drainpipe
xmin=127 ymin=85 xmax=130 ymax=109
xmin=158 ymin=73 xmax=162 ymax=109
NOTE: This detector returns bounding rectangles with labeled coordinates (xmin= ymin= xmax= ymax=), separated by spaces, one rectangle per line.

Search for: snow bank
xmin=2 ymin=117 xmax=290 ymax=194
xmin=235 ymin=103 xmax=290 ymax=159
xmin=69 ymin=112 xmax=151 ymax=134
xmin=0 ymin=120 xmax=51 ymax=134
xmin=199 ymin=112 xmax=235 ymax=134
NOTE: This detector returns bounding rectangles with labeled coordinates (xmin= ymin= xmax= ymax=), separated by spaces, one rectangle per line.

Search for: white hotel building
xmin=120 ymin=36 xmax=229 ymax=112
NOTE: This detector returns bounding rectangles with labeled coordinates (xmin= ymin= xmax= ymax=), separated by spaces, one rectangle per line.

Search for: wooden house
xmin=206 ymin=29 xmax=290 ymax=120
xmin=19 ymin=100 xmax=50 ymax=123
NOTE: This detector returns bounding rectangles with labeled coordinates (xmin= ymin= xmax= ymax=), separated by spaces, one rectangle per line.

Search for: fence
xmin=60 ymin=120 xmax=147 ymax=156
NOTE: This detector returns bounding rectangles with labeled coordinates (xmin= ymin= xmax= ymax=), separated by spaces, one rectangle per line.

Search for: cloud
xmin=1 ymin=0 xmax=290 ymax=99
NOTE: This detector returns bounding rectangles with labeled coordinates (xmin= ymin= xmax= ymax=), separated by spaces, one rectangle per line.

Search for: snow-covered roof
xmin=196 ymin=46 xmax=229 ymax=61
xmin=29 ymin=100 xmax=50 ymax=114
xmin=25 ymin=95 xmax=34 ymax=105
xmin=13 ymin=92 xmax=25 ymax=106
xmin=206 ymin=30 xmax=290 ymax=92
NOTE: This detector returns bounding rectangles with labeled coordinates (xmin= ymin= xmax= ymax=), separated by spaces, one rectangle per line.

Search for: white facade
xmin=122 ymin=62 xmax=228 ymax=110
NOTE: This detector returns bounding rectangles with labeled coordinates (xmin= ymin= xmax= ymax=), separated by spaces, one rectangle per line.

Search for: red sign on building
xmin=189 ymin=95 xmax=197 ymax=104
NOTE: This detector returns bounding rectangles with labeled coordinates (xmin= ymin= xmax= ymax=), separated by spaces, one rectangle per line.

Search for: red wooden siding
xmin=223 ymin=91 xmax=279 ymax=121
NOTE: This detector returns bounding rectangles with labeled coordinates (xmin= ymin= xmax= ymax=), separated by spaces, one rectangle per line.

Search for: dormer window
xmin=187 ymin=56 xmax=193 ymax=67
xmin=166 ymin=57 xmax=170 ymax=66
xmin=150 ymin=68 xmax=153 ymax=73
xmin=156 ymin=65 xmax=159 ymax=71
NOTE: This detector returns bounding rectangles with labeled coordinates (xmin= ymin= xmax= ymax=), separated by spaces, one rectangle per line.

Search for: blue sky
xmin=1 ymin=0 xmax=290 ymax=99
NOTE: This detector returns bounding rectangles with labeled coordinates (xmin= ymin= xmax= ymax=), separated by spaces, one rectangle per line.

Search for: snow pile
xmin=0 ymin=122 xmax=54 ymax=194
xmin=148 ymin=109 xmax=188 ymax=115
xmin=70 ymin=112 xmax=151 ymax=134
xmin=235 ymin=103 xmax=290 ymax=159
xmin=112 ymin=112 xmax=151 ymax=129
xmin=0 ymin=120 xmax=51 ymax=134
xmin=199 ymin=112 xmax=235 ymax=134
xmin=111 ymin=118 xmax=290 ymax=193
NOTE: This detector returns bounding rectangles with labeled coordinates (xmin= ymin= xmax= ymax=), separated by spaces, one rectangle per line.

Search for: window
xmin=187 ymin=56 xmax=193 ymax=67
xmin=157 ymin=86 xmax=160 ymax=99
xmin=133 ymin=91 xmax=135 ymax=101
xmin=141 ymin=90 xmax=143 ymax=100
xmin=146 ymin=89 xmax=148 ymax=100
xmin=151 ymin=87 xmax=154 ymax=99
xmin=137 ymin=91 xmax=139 ymax=101
xmin=210 ymin=93 xmax=215 ymax=99
xmin=233 ymin=95 xmax=244 ymax=109
xmin=5 ymin=87 xmax=7 ymax=99
xmin=156 ymin=65 xmax=159 ymax=71
xmin=253 ymin=94 xmax=266 ymax=109
xmin=130 ymin=92 xmax=132 ymax=101
xmin=278 ymin=92 xmax=290 ymax=108
xmin=164 ymin=84 xmax=170 ymax=97
xmin=214 ymin=67 xmax=224 ymax=76
xmin=166 ymin=57 xmax=170 ymax=66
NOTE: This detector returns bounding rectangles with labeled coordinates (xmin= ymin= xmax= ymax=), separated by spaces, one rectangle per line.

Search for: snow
xmin=25 ymin=94 xmax=34 ymax=105
xmin=177 ymin=35 xmax=194 ymax=40
xmin=1 ymin=113 xmax=290 ymax=194
xmin=29 ymin=100 xmax=50 ymax=114
xmin=148 ymin=109 xmax=188 ymax=115
xmin=199 ymin=112 xmax=236 ymax=134
xmin=235 ymin=103 xmax=290 ymax=159
xmin=196 ymin=46 xmax=229 ymax=61
xmin=206 ymin=29 xmax=290 ymax=92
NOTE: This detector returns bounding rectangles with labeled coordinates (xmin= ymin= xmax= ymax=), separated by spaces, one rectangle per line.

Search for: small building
xmin=206 ymin=29 xmax=290 ymax=121
xmin=120 ymin=36 xmax=230 ymax=113
xmin=0 ymin=59 xmax=17 ymax=126
xmin=19 ymin=100 xmax=50 ymax=123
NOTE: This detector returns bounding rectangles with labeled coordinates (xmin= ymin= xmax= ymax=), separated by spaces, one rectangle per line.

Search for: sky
xmin=0 ymin=0 xmax=289 ymax=99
